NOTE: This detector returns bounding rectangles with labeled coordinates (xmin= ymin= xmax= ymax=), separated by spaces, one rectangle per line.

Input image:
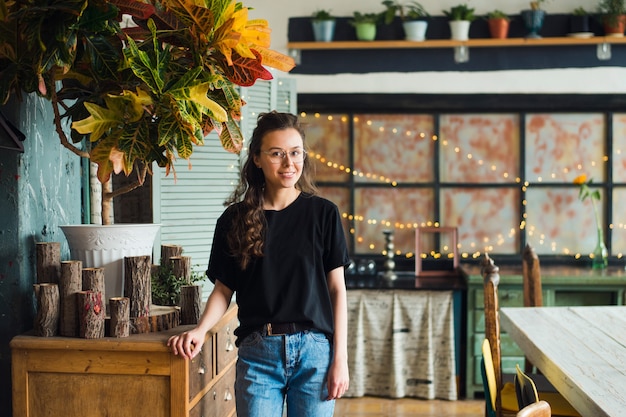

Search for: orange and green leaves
xmin=2 ymin=0 xmax=295 ymax=188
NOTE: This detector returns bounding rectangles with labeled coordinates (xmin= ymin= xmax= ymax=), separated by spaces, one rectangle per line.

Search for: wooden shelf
xmin=288 ymin=36 xmax=626 ymax=50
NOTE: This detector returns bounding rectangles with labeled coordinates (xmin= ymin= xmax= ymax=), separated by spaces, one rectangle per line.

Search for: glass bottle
xmin=592 ymin=227 xmax=608 ymax=269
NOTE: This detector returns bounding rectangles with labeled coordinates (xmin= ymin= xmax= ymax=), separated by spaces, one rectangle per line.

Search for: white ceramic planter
xmin=403 ymin=20 xmax=428 ymax=41
xmin=60 ymin=224 xmax=160 ymax=302
xmin=449 ymin=20 xmax=471 ymax=41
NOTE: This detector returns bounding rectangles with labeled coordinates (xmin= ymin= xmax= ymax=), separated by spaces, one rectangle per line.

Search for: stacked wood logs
xmin=33 ymin=241 xmax=188 ymax=338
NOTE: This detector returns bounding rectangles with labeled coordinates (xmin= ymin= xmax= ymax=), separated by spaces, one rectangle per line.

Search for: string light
xmin=300 ymin=112 xmax=618 ymax=258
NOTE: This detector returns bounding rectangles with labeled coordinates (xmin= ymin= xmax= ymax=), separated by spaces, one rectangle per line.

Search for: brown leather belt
xmin=263 ymin=322 xmax=311 ymax=336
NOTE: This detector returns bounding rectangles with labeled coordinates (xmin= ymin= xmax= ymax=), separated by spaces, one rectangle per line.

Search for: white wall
xmin=247 ymin=0 xmax=626 ymax=94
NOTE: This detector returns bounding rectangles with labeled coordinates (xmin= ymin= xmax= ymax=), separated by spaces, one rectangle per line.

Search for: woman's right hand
xmin=167 ymin=328 xmax=206 ymax=359
xmin=167 ymin=280 xmax=234 ymax=359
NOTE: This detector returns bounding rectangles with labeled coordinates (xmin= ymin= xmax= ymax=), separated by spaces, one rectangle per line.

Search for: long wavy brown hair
xmin=225 ymin=111 xmax=317 ymax=270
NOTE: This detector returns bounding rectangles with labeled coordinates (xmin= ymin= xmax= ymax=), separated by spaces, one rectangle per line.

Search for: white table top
xmin=500 ymin=306 xmax=626 ymax=417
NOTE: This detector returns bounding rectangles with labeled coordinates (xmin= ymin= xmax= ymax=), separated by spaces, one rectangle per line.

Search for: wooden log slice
xmin=59 ymin=260 xmax=82 ymax=337
xmin=109 ymin=297 xmax=130 ymax=337
xmin=77 ymin=290 xmax=105 ymax=339
xmin=35 ymin=242 xmax=61 ymax=284
xmin=124 ymin=255 xmax=152 ymax=334
xmin=179 ymin=285 xmax=202 ymax=325
xmin=160 ymin=244 xmax=183 ymax=266
xmin=33 ymin=283 xmax=60 ymax=337
xmin=82 ymin=267 xmax=105 ymax=309
xmin=147 ymin=305 xmax=181 ymax=332
xmin=170 ymin=256 xmax=192 ymax=284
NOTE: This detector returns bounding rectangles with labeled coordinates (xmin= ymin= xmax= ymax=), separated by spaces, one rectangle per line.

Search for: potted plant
xmin=569 ymin=7 xmax=592 ymax=35
xmin=522 ymin=0 xmax=547 ymax=38
xmin=399 ymin=1 xmax=430 ymax=41
xmin=378 ymin=1 xmax=403 ymax=40
xmin=311 ymin=9 xmax=336 ymax=42
xmin=486 ymin=10 xmax=510 ymax=39
xmin=0 ymin=0 xmax=295 ymax=299
xmin=350 ymin=11 xmax=381 ymax=41
xmin=597 ymin=0 xmax=626 ymax=36
xmin=443 ymin=4 xmax=475 ymax=41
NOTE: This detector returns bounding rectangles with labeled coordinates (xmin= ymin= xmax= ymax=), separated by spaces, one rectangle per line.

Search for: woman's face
xmin=253 ymin=128 xmax=305 ymax=193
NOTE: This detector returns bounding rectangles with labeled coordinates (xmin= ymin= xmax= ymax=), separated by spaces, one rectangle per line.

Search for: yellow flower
xmin=574 ymin=174 xmax=600 ymax=202
xmin=572 ymin=174 xmax=587 ymax=185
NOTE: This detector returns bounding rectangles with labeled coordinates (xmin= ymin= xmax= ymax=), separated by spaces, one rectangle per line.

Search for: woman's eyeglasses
xmin=261 ymin=148 xmax=307 ymax=164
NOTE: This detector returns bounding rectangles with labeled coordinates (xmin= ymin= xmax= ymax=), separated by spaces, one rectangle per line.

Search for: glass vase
xmin=592 ymin=228 xmax=608 ymax=269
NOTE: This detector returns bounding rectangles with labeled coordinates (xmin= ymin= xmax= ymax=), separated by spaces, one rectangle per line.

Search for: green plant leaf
xmin=72 ymin=101 xmax=121 ymax=142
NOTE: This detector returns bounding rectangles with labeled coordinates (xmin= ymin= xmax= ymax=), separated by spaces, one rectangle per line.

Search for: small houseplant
xmin=379 ymin=1 xmax=403 ymax=40
xmin=311 ymin=9 xmax=336 ymax=42
xmin=350 ymin=11 xmax=380 ymax=41
xmin=597 ymin=0 xmax=626 ymax=35
xmin=486 ymin=10 xmax=510 ymax=39
xmin=570 ymin=7 xmax=591 ymax=34
xmin=399 ymin=1 xmax=429 ymax=41
xmin=522 ymin=0 xmax=546 ymax=38
xmin=443 ymin=4 xmax=475 ymax=41
xmin=0 ymin=0 xmax=295 ymax=225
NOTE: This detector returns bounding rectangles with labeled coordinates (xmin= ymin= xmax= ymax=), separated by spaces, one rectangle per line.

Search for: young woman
xmin=168 ymin=111 xmax=350 ymax=417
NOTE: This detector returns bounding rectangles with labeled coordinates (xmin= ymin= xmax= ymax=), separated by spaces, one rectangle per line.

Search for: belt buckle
xmin=266 ymin=323 xmax=285 ymax=336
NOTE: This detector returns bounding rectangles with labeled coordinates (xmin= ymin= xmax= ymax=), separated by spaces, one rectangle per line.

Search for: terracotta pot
xmin=603 ymin=14 xmax=626 ymax=37
xmin=488 ymin=18 xmax=509 ymax=39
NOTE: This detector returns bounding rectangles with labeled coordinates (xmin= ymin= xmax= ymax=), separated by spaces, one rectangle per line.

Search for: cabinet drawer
xmin=216 ymin=315 xmax=238 ymax=375
xmin=190 ymin=363 xmax=236 ymax=417
xmin=189 ymin=338 xmax=215 ymax=401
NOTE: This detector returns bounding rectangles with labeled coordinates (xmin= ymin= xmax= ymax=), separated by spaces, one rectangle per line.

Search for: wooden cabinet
xmin=11 ymin=304 xmax=238 ymax=417
xmin=463 ymin=265 xmax=626 ymax=399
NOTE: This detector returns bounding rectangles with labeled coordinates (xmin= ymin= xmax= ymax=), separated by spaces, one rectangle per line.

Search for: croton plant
xmin=0 ymin=0 xmax=295 ymax=223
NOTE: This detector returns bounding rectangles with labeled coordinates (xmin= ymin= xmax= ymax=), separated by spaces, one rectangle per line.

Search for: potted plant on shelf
xmin=597 ymin=0 xmax=626 ymax=36
xmin=0 ymin=0 xmax=295 ymax=299
xmin=486 ymin=10 xmax=510 ymax=39
xmin=569 ymin=7 xmax=592 ymax=35
xmin=311 ymin=9 xmax=336 ymax=42
xmin=378 ymin=1 xmax=404 ymax=40
xmin=399 ymin=1 xmax=430 ymax=41
xmin=350 ymin=11 xmax=381 ymax=41
xmin=521 ymin=0 xmax=547 ymax=38
xmin=443 ymin=4 xmax=475 ymax=41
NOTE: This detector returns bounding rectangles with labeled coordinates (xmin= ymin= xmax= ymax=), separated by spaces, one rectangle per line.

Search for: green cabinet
xmin=463 ymin=265 xmax=626 ymax=399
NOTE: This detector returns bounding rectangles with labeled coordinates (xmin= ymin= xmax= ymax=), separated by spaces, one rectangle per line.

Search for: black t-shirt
xmin=207 ymin=193 xmax=350 ymax=345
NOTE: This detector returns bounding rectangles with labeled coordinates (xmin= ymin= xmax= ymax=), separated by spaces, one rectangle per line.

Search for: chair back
xmin=482 ymin=338 xmax=498 ymax=414
xmin=522 ymin=244 xmax=543 ymax=307
xmin=482 ymin=254 xmax=502 ymax=413
xmin=522 ymin=244 xmax=542 ymax=373
xmin=516 ymin=400 xmax=551 ymax=417
xmin=515 ymin=364 xmax=539 ymax=409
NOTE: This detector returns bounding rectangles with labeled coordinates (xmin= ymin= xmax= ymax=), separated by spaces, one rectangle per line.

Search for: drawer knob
xmin=225 ymin=338 xmax=234 ymax=352
xmin=198 ymin=366 xmax=205 ymax=375
xmin=224 ymin=389 xmax=233 ymax=402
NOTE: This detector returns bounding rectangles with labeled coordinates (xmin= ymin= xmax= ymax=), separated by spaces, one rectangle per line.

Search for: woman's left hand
xmin=326 ymin=358 xmax=350 ymax=400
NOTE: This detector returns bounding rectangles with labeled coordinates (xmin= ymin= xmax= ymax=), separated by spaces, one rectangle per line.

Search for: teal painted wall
xmin=0 ymin=95 xmax=82 ymax=414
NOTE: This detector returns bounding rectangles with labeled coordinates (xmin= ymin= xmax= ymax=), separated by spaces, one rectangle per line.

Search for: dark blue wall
xmin=0 ymin=95 xmax=81 ymax=415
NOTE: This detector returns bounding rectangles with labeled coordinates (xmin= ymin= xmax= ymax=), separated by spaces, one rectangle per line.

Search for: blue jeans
xmin=235 ymin=329 xmax=335 ymax=417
